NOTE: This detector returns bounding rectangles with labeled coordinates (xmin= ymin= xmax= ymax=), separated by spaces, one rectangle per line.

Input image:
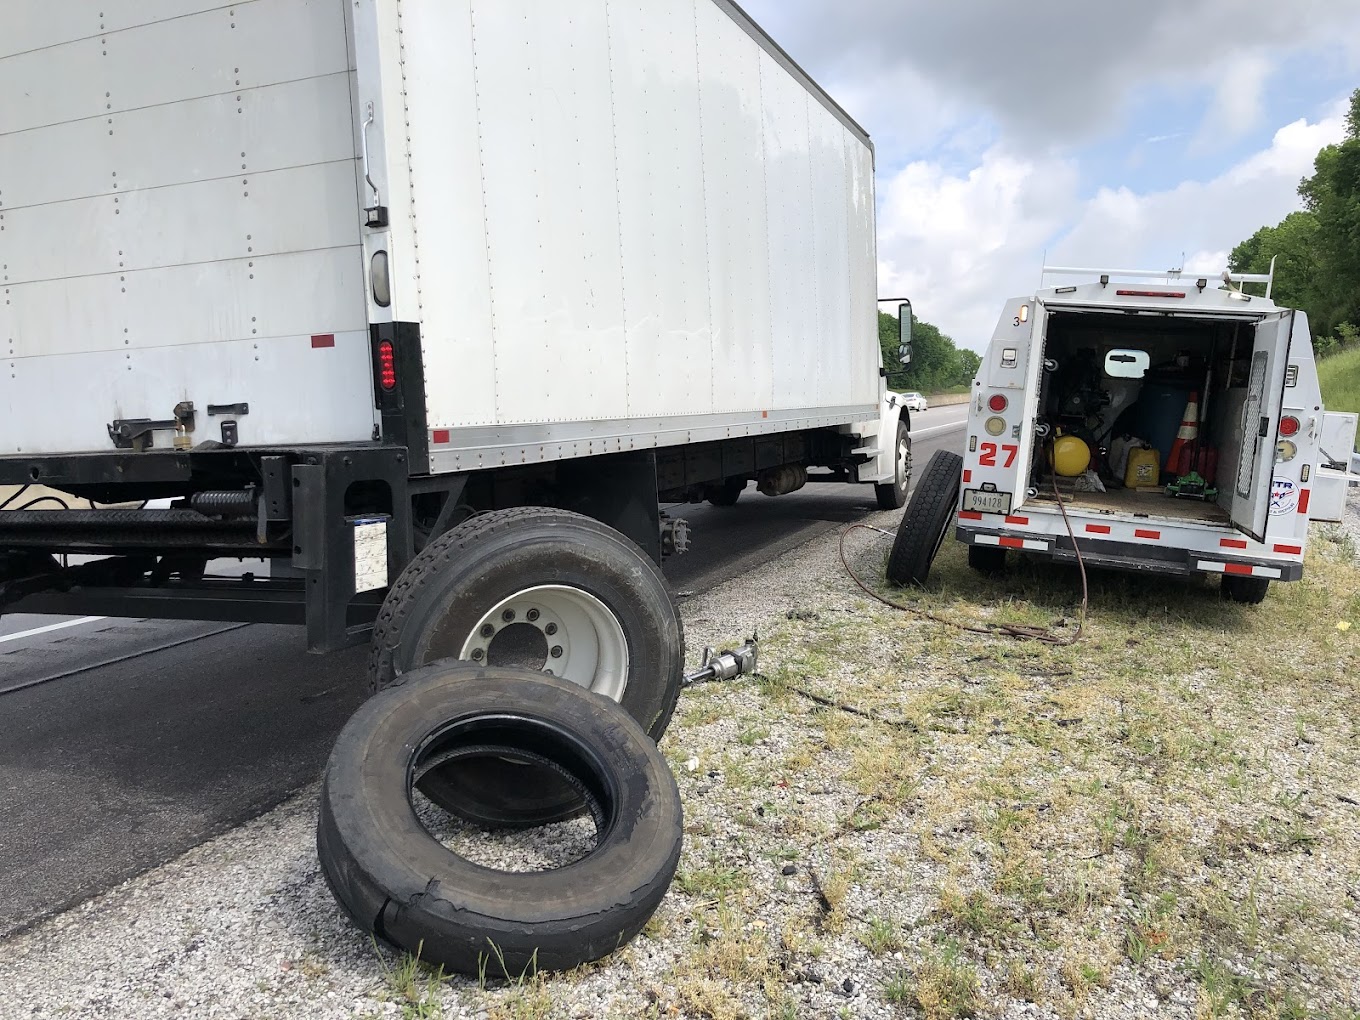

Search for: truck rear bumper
xmin=1 ymin=445 xmax=416 ymax=653
xmin=955 ymin=527 xmax=1304 ymax=582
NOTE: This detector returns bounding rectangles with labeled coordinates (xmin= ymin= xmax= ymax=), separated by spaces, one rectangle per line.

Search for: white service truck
xmin=0 ymin=0 xmax=912 ymax=820
xmin=889 ymin=266 xmax=1357 ymax=603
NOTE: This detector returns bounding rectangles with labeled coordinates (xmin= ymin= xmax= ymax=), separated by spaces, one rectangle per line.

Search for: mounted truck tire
xmin=317 ymin=663 xmax=683 ymax=976
xmin=1220 ymin=574 xmax=1270 ymax=605
xmin=368 ymin=507 xmax=684 ymax=828
xmin=967 ymin=544 xmax=1007 ymax=575
xmin=886 ymin=450 xmax=963 ymax=587
xmin=874 ymin=418 xmax=912 ymax=510
xmin=704 ymin=477 xmax=746 ymax=507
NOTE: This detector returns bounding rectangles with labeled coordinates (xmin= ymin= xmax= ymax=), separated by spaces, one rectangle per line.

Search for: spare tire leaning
xmin=317 ymin=662 xmax=683 ymax=976
xmin=886 ymin=449 xmax=964 ymax=587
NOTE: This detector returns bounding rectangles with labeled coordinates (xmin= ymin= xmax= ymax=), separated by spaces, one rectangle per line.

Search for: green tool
xmin=1166 ymin=471 xmax=1217 ymax=501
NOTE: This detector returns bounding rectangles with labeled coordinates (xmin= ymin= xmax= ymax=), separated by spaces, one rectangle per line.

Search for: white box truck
xmin=0 ymin=0 xmax=912 ymax=785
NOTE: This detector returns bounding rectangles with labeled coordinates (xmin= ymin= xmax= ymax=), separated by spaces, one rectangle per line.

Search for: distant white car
xmin=901 ymin=391 xmax=929 ymax=412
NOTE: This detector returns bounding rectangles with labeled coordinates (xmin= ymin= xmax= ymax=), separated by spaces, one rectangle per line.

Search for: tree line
xmin=878 ymin=310 xmax=982 ymax=394
xmin=1229 ymin=88 xmax=1360 ymax=355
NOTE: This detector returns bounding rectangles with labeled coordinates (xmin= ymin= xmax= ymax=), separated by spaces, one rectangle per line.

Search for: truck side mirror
xmin=898 ymin=301 xmax=913 ymax=365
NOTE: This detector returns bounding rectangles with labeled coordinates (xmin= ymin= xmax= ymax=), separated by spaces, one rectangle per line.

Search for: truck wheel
xmin=368 ymin=507 xmax=684 ymax=828
xmin=317 ymin=663 xmax=683 ymax=976
xmin=1220 ymin=574 xmax=1270 ymax=605
xmin=704 ymin=478 xmax=746 ymax=506
xmin=886 ymin=450 xmax=963 ymax=586
xmin=875 ymin=418 xmax=912 ymax=510
xmin=967 ymin=544 xmax=1007 ymax=575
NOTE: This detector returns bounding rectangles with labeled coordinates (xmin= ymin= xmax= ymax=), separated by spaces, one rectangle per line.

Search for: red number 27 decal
xmin=978 ymin=443 xmax=1019 ymax=468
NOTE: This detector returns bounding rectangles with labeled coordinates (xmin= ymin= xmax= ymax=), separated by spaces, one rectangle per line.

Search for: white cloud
xmin=742 ymin=0 xmax=1360 ymax=152
xmin=878 ymin=107 xmax=1348 ymax=350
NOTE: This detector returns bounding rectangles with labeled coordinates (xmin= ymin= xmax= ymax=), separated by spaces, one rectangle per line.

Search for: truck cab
xmin=953 ymin=265 xmax=1357 ymax=601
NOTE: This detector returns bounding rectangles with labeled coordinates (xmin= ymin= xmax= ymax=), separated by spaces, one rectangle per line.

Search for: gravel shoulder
xmin=1 ymin=491 xmax=1359 ymax=1020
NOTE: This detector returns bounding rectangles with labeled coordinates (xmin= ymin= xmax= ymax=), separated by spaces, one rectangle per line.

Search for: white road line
xmin=0 ymin=616 xmax=107 ymax=645
xmin=911 ymin=420 xmax=968 ymax=438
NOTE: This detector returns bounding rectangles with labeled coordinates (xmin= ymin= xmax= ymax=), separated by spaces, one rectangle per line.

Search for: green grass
xmin=1318 ymin=344 xmax=1360 ymax=447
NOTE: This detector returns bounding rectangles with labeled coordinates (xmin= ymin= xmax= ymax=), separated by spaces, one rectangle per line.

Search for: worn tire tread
xmin=886 ymin=450 xmax=963 ymax=586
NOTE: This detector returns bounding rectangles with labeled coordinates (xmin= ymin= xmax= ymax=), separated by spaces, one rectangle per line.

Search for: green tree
xmin=1298 ymin=87 xmax=1360 ymax=339
xmin=878 ymin=310 xmax=979 ymax=392
xmin=1227 ymin=210 xmax=1322 ymax=310
xmin=1225 ymin=87 xmax=1360 ymax=352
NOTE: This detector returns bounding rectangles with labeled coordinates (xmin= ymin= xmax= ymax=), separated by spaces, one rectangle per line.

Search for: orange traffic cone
xmin=1165 ymin=391 xmax=1199 ymax=475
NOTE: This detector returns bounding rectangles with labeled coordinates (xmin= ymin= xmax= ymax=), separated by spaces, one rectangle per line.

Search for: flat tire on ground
xmin=874 ymin=418 xmax=912 ymax=510
xmin=317 ymin=664 xmax=683 ymax=976
xmin=886 ymin=450 xmax=963 ymax=587
xmin=367 ymin=507 xmax=683 ymax=828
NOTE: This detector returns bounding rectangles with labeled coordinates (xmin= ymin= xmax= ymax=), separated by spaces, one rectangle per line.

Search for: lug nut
xmin=470 ymin=648 xmax=484 ymax=661
xmin=543 ymin=668 xmax=554 ymax=676
xmin=544 ymin=622 xmax=558 ymax=636
xmin=502 ymin=609 xmax=516 ymax=622
xmin=480 ymin=624 xmax=495 ymax=638
xmin=550 ymin=645 xmax=563 ymax=658
xmin=526 ymin=608 xmax=540 ymax=622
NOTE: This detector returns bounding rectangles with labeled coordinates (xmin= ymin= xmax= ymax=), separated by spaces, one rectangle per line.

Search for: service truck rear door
xmin=1231 ymin=309 xmax=1293 ymax=542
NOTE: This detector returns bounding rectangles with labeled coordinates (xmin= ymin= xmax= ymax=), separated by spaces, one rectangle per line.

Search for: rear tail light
xmin=378 ymin=340 xmax=397 ymax=391
xmin=987 ymin=394 xmax=1008 ymax=413
xmin=1278 ymin=415 xmax=1300 ymax=437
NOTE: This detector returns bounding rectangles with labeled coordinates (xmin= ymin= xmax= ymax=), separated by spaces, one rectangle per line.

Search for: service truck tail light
xmin=1278 ymin=415 xmax=1300 ymax=437
xmin=378 ymin=340 xmax=397 ymax=391
xmin=987 ymin=394 xmax=1008 ymax=413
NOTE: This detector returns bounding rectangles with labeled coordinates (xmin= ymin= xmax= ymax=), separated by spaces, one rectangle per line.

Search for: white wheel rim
xmin=896 ymin=436 xmax=910 ymax=489
xmin=458 ymin=585 xmax=630 ymax=701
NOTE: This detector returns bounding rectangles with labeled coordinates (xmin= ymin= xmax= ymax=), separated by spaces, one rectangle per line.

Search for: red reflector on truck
xmin=959 ymin=511 xmax=984 ymax=521
xmin=1298 ymin=489 xmax=1310 ymax=513
xmin=1085 ymin=524 xmax=1110 ymax=534
xmin=1115 ymin=289 xmax=1185 ymax=298
xmin=999 ymin=536 xmax=1025 ymax=549
xmin=1278 ymin=416 xmax=1300 ymax=437
xmin=378 ymin=340 xmax=397 ymax=391
xmin=432 ymin=429 xmax=451 ymax=444
xmin=311 ymin=333 xmax=335 ymax=348
xmin=1274 ymin=543 xmax=1302 ymax=554
xmin=987 ymin=394 xmax=1008 ymax=413
xmin=1135 ymin=529 xmax=1161 ymax=540
xmin=1224 ymin=563 xmax=1254 ymax=576
xmin=1220 ymin=538 xmax=1247 ymax=549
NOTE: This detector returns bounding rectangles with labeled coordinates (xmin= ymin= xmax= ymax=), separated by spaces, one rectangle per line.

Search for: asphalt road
xmin=0 ymin=406 xmax=967 ymax=938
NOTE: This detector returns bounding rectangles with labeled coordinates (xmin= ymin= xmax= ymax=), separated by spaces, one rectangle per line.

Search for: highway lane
xmin=0 ymin=406 xmax=967 ymax=937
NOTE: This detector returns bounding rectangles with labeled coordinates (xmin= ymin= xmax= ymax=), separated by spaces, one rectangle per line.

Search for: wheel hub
xmin=459 ymin=585 xmax=629 ymax=701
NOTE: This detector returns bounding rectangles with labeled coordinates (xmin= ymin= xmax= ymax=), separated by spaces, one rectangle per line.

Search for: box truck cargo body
xmin=1 ymin=2 xmax=911 ymax=683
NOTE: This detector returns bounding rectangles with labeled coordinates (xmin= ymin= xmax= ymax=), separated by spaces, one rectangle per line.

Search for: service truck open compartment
xmin=1029 ymin=308 xmax=1272 ymax=527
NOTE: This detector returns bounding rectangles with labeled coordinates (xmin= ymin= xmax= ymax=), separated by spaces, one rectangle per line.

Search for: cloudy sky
xmin=740 ymin=0 xmax=1360 ymax=350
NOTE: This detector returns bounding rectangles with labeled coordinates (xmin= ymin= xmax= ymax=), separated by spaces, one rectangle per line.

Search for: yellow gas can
xmin=1051 ymin=435 xmax=1091 ymax=477
xmin=1124 ymin=446 xmax=1160 ymax=488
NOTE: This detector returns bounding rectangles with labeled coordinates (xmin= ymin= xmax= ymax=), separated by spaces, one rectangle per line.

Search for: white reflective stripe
xmin=973 ymin=535 xmax=1048 ymax=551
xmin=1197 ymin=561 xmax=1283 ymax=579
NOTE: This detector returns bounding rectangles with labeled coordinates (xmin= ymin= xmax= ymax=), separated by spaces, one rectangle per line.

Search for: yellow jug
xmin=1124 ymin=446 xmax=1160 ymax=488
